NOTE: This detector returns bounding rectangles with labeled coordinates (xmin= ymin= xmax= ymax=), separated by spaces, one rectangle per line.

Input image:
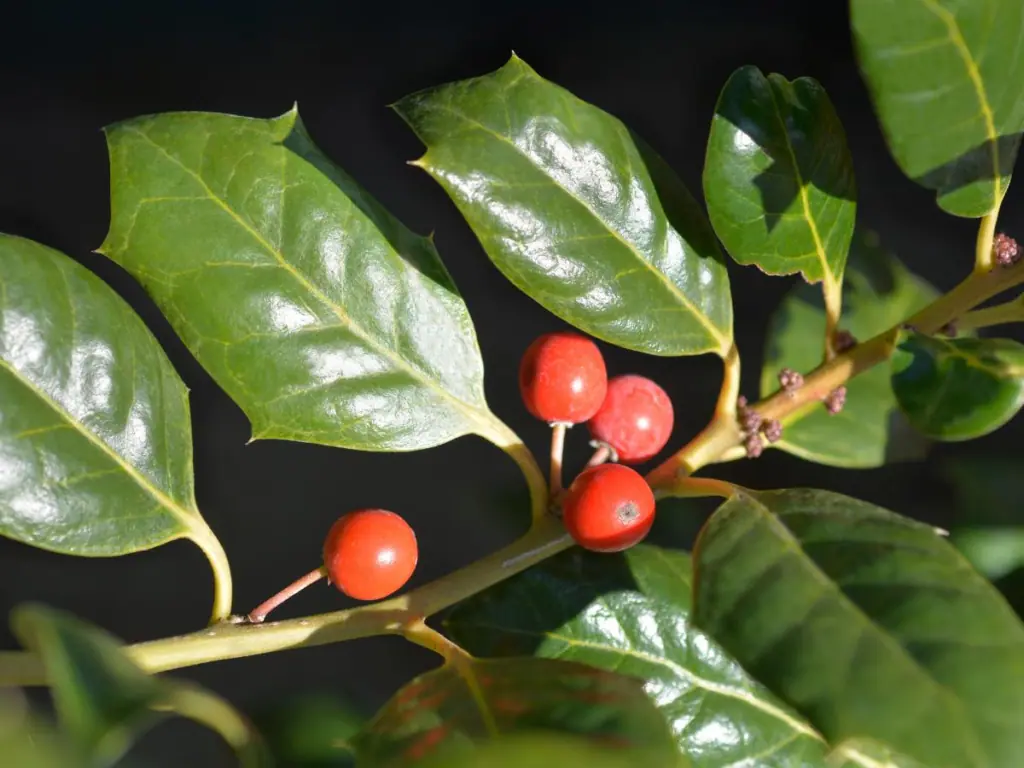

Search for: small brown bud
xmin=900 ymin=323 xmax=919 ymax=333
xmin=994 ymin=233 xmax=1020 ymax=267
xmin=740 ymin=408 xmax=763 ymax=434
xmin=736 ymin=395 xmax=748 ymax=410
xmin=778 ymin=368 xmax=803 ymax=392
xmin=762 ymin=419 xmax=782 ymax=443
xmin=744 ymin=433 xmax=764 ymax=458
xmin=833 ymin=329 xmax=857 ymax=354
xmin=825 ymin=386 xmax=847 ymax=415
xmin=939 ymin=320 xmax=958 ymax=337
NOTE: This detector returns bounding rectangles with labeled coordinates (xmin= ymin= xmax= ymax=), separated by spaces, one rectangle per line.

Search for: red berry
xmin=322 ymin=509 xmax=418 ymax=601
xmin=519 ymin=332 xmax=607 ymax=424
xmin=587 ymin=375 xmax=674 ymax=464
xmin=562 ymin=464 xmax=655 ymax=552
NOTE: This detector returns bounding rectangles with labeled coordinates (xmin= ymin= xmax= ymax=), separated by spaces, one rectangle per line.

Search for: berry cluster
xmin=518 ymin=331 xmax=673 ymax=553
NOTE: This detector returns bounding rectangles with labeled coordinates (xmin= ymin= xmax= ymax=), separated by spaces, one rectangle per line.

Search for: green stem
xmin=958 ymin=296 xmax=1024 ymax=331
xmin=160 ymin=683 xmax=270 ymax=767
xmin=654 ymin=476 xmax=738 ymax=500
xmin=402 ymin=618 xmax=473 ymax=664
xmin=822 ymin=273 xmax=843 ymax=359
xmin=974 ymin=202 xmax=1002 ymax=273
xmin=0 ymin=516 xmax=571 ymax=686
xmin=477 ymin=416 xmax=548 ymax=522
xmin=649 ymin=255 xmax=1024 ymax=484
xmin=191 ymin=528 xmax=234 ymax=624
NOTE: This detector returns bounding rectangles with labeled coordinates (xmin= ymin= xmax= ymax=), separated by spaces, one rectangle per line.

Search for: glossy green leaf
xmin=704 ymin=65 xmax=855 ymax=288
xmin=445 ymin=544 xmax=832 ymax=767
xmin=12 ymin=604 xmax=268 ymax=767
xmin=252 ymin=693 xmax=362 ymax=767
xmin=102 ymin=108 xmax=511 ymax=452
xmin=892 ymin=333 xmax=1024 ymax=440
xmin=356 ymin=656 xmax=681 ymax=767
xmin=761 ymin=232 xmax=936 ymax=466
xmin=394 ymin=54 xmax=733 ymax=357
xmin=420 ymin=733 xmax=681 ymax=768
xmin=0 ymin=235 xmax=220 ymax=556
xmin=694 ymin=488 xmax=1024 ymax=768
xmin=851 ymin=0 xmax=1024 ymax=217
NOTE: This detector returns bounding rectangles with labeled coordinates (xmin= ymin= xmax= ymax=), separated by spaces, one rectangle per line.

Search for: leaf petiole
xmin=549 ymin=422 xmax=568 ymax=496
xmin=958 ymin=295 xmax=1024 ymax=332
xmin=159 ymin=683 xmax=270 ymax=767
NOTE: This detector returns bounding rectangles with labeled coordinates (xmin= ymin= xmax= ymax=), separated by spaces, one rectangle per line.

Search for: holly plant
xmin=3 ymin=2 xmax=1024 ymax=767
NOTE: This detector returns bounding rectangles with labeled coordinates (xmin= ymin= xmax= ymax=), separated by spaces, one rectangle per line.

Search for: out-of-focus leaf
xmin=704 ymin=65 xmax=855 ymax=288
xmin=102 ymin=108 xmax=514 ymax=452
xmin=446 ymin=544 xmax=831 ymax=766
xmin=356 ymin=656 xmax=680 ymax=767
xmin=12 ymin=604 xmax=268 ymax=766
xmin=419 ymin=732 xmax=682 ymax=768
xmin=252 ymin=693 xmax=362 ymax=767
xmin=694 ymin=488 xmax=1024 ymax=768
xmin=394 ymin=54 xmax=733 ymax=357
xmin=851 ymin=0 xmax=1024 ymax=216
xmin=892 ymin=333 xmax=1024 ymax=440
xmin=761 ymin=232 xmax=936 ymax=467
xmin=0 ymin=693 xmax=85 ymax=768
xmin=951 ymin=528 xmax=1024 ymax=581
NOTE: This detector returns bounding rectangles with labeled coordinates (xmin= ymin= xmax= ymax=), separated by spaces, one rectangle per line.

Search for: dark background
xmin=1 ymin=0 xmax=1021 ymax=764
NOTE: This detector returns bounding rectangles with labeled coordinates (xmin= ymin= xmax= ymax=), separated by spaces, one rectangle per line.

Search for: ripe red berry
xmin=562 ymin=464 xmax=655 ymax=552
xmin=519 ymin=332 xmax=607 ymax=424
xmin=322 ymin=509 xmax=418 ymax=601
xmin=587 ymin=375 xmax=674 ymax=464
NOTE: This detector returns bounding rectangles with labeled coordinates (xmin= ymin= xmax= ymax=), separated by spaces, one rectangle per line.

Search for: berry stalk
xmin=248 ymin=567 xmax=327 ymax=624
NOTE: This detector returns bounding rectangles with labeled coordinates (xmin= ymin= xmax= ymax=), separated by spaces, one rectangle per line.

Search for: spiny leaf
xmin=0 ymin=235 xmax=219 ymax=557
xmin=760 ymin=232 xmax=935 ymax=467
xmin=704 ymin=65 xmax=855 ymax=289
xmin=892 ymin=333 xmax=1024 ymax=440
xmin=102 ymin=108 xmax=510 ymax=452
xmin=357 ymin=656 xmax=681 ymax=767
xmin=445 ymin=544 xmax=832 ymax=767
xmin=694 ymin=488 xmax=1024 ymax=768
xmin=394 ymin=54 xmax=733 ymax=358
xmin=852 ymin=0 xmax=1024 ymax=217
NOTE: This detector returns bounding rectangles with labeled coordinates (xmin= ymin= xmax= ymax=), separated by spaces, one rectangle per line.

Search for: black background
xmin=1 ymin=1 xmax=1022 ymax=764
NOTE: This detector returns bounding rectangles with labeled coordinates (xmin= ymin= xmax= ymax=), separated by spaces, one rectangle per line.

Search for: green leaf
xmin=851 ymin=0 xmax=1024 ymax=217
xmin=445 ymin=544 xmax=832 ymax=767
xmin=0 ymin=694 xmax=85 ymax=768
xmin=760 ymin=232 xmax=936 ymax=467
xmin=704 ymin=65 xmax=855 ymax=289
xmin=419 ymin=733 xmax=681 ymax=768
xmin=12 ymin=604 xmax=167 ymax=762
xmin=951 ymin=528 xmax=1024 ymax=581
xmin=394 ymin=54 xmax=733 ymax=357
xmin=694 ymin=488 xmax=1024 ymax=768
xmin=252 ymin=693 xmax=362 ymax=767
xmin=12 ymin=604 xmax=268 ymax=767
xmin=356 ymin=656 xmax=681 ymax=767
xmin=0 ymin=234 xmax=222 ymax=558
xmin=102 ymin=108 xmax=510 ymax=452
xmin=891 ymin=333 xmax=1024 ymax=440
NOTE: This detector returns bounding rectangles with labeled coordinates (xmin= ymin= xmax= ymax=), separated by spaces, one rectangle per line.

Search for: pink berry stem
xmin=247 ymin=566 xmax=328 ymax=624
xmin=549 ymin=422 xmax=568 ymax=496
xmin=586 ymin=443 xmax=611 ymax=468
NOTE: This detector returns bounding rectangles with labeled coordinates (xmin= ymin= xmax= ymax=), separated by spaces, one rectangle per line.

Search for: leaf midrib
xmin=122 ymin=126 xmax=497 ymax=438
xmin=446 ymin=618 xmax=822 ymax=742
xmin=0 ymin=355 xmax=198 ymax=539
xmin=918 ymin=0 xmax=1001 ymax=205
xmin=737 ymin=492 xmax=990 ymax=767
xmin=763 ymin=82 xmax=836 ymax=289
xmin=421 ymin=103 xmax=731 ymax=354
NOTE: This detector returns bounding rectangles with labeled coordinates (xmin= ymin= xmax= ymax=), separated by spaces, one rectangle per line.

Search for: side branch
xmin=0 ymin=516 xmax=571 ymax=686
